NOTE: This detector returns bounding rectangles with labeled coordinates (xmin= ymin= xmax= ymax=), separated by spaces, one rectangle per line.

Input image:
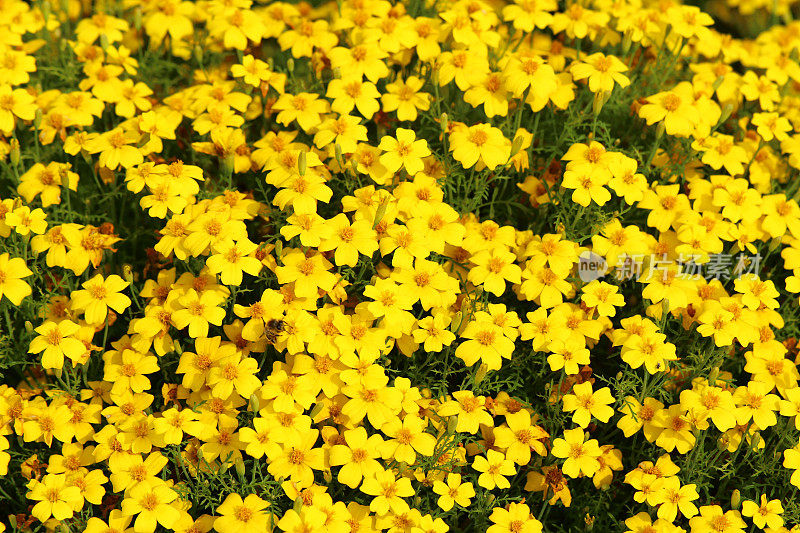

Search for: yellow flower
xmin=432 ymin=474 xmax=475 ymax=511
xmin=214 ymin=493 xmax=270 ymax=533
xmin=551 ymin=428 xmax=602 ymax=479
xmin=29 ymin=319 xmax=85 ymax=369
xmin=26 ymin=473 xmax=83 ymax=522
xmin=381 ymin=76 xmax=431 ymax=122
xmin=561 ymin=382 xmax=615 ymax=428
xmin=569 ymin=53 xmax=630 ymax=93
xmin=378 ymin=128 xmax=431 ymax=175
xmin=0 ymin=252 xmax=32 ymax=305
xmin=449 ymin=123 xmax=511 ymax=170
xmin=472 ymin=449 xmax=516 ymax=489
xmin=71 ymin=274 xmax=131 ymax=325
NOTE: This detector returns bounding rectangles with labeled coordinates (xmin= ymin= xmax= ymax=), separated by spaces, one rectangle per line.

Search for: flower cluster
xmin=2 ymin=0 xmax=800 ymax=532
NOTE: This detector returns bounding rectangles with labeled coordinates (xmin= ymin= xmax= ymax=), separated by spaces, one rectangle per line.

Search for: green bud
xmin=334 ymin=143 xmax=344 ymax=166
xmin=332 ymin=67 xmax=341 ymax=79
xmin=234 ymin=458 xmax=245 ymax=479
xmin=129 ymin=9 xmax=139 ymax=30
xmin=730 ymin=489 xmax=741 ymax=509
xmin=275 ymin=240 xmax=283 ymax=265
xmin=293 ymin=496 xmax=303 ymax=512
xmin=298 ymin=150 xmax=307 ymax=176
xmin=656 ymin=120 xmax=666 ymax=140
xmin=474 ymin=363 xmax=489 ymax=384
xmin=173 ymin=340 xmax=183 ymax=355
xmin=450 ymin=311 xmax=463 ymax=333
xmin=99 ymin=33 xmax=109 ymax=51
xmin=593 ymin=90 xmax=611 ymax=116
xmin=712 ymin=75 xmax=725 ymax=92
xmin=122 ymin=264 xmax=133 ymax=283
xmin=42 ymin=1 xmax=52 ymax=21
xmin=372 ymin=200 xmax=387 ymax=230
xmin=249 ymin=393 xmax=260 ymax=413
xmin=718 ymin=103 xmax=734 ymax=126
xmin=440 ymin=113 xmax=448 ymax=133
xmin=510 ymin=135 xmax=524 ymax=157
xmin=194 ymin=44 xmax=204 ymax=66
xmin=621 ymin=31 xmax=632 ymax=56
xmin=24 ymin=321 xmax=33 ymax=332
xmin=9 ymin=138 xmax=20 ymax=167
xmin=287 ymin=58 xmax=295 ymax=73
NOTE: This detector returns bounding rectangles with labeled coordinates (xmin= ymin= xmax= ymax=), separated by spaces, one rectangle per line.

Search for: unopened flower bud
xmin=449 ymin=311 xmax=463 ymax=333
xmin=173 ymin=340 xmax=183 ymax=355
xmin=475 ymin=363 xmax=489 ymax=384
xmin=334 ymin=143 xmax=344 ymax=166
xmin=122 ymin=264 xmax=133 ymax=283
xmin=708 ymin=366 xmax=719 ymax=385
xmin=511 ymin=135 xmax=525 ymax=157
xmin=440 ymin=113 xmax=448 ymax=133
xmin=712 ymin=75 xmax=725 ymax=92
xmin=24 ymin=321 xmax=33 ymax=332
xmin=593 ymin=91 xmax=611 ymax=116
xmin=9 ymin=138 xmax=20 ymax=166
xmin=621 ymin=31 xmax=632 ymax=56
xmin=730 ymin=489 xmax=741 ymax=509
xmin=287 ymin=58 xmax=295 ymax=73
xmin=194 ymin=45 xmax=204 ymax=66
xmin=99 ymin=34 xmax=109 ymax=50
xmin=234 ymin=458 xmax=245 ymax=479
xmin=275 ymin=240 xmax=283 ymax=264
xmin=249 ymin=393 xmax=260 ymax=413
xmin=34 ymin=108 xmax=43 ymax=130
xmin=718 ymin=103 xmax=734 ymax=126
xmin=323 ymin=470 xmax=332 ymax=483
xmin=298 ymin=150 xmax=307 ymax=176
xmin=372 ymin=200 xmax=387 ymax=230
xmin=332 ymin=67 xmax=341 ymax=79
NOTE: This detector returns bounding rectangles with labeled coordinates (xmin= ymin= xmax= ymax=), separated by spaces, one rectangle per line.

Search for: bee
xmin=265 ymin=318 xmax=286 ymax=345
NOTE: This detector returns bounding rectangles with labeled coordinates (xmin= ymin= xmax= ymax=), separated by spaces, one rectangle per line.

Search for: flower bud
xmin=440 ymin=113 xmax=448 ymax=133
xmin=372 ymin=200 xmax=387 ymax=230
xmin=511 ymin=135 xmax=524 ymax=157
xmin=712 ymin=75 xmax=725 ymax=92
xmin=594 ymin=91 xmax=611 ymax=116
xmin=99 ymin=34 xmax=109 ymax=50
xmin=173 ymin=340 xmax=183 ymax=355
xmin=235 ymin=458 xmax=246 ymax=479
xmin=42 ymin=1 xmax=52 ymax=20
xmin=34 ymin=108 xmax=43 ymax=130
xmin=275 ymin=240 xmax=283 ymax=264
xmin=621 ymin=31 xmax=632 ymax=56
xmin=475 ymin=363 xmax=489 ymax=384
xmin=449 ymin=312 xmax=463 ymax=335
xmin=249 ymin=393 xmax=260 ymax=413
xmin=334 ymin=143 xmax=344 ymax=163
xmin=9 ymin=138 xmax=20 ymax=167
xmin=298 ymin=150 xmax=307 ymax=176
xmin=222 ymin=153 xmax=235 ymax=178
xmin=287 ymin=58 xmax=295 ymax=73
xmin=194 ymin=44 xmax=204 ymax=66
xmin=332 ymin=67 xmax=341 ymax=79
xmin=730 ymin=489 xmax=741 ymax=509
xmin=24 ymin=321 xmax=33 ymax=332
xmin=122 ymin=264 xmax=134 ymax=283
xmin=718 ymin=103 xmax=734 ymax=126
xmin=293 ymin=496 xmax=303 ymax=512
xmin=323 ymin=470 xmax=332 ymax=483
xmin=708 ymin=366 xmax=719 ymax=386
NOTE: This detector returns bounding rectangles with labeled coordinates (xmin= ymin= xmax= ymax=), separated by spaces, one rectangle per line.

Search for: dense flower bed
xmin=1 ymin=0 xmax=800 ymax=531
